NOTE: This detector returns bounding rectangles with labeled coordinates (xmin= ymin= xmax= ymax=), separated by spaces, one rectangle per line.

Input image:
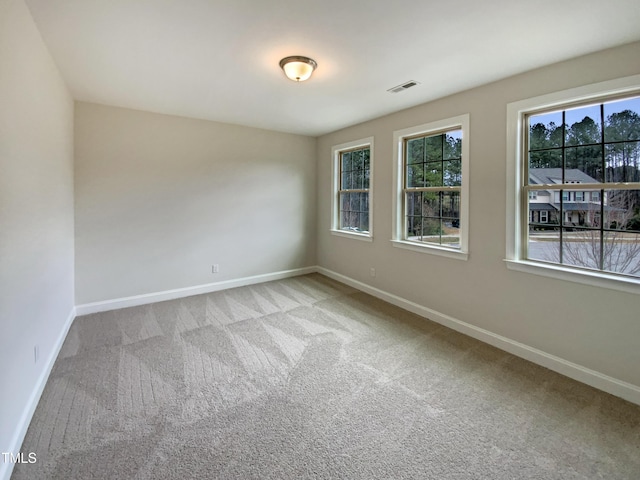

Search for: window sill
xmin=504 ymin=259 xmax=640 ymax=295
xmin=391 ymin=240 xmax=468 ymax=261
xmin=330 ymin=229 xmax=373 ymax=242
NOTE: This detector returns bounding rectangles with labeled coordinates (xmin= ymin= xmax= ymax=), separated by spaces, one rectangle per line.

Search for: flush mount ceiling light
xmin=279 ymin=56 xmax=317 ymax=82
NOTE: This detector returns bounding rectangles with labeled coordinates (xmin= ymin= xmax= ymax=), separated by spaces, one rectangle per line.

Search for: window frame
xmin=506 ymin=74 xmax=640 ymax=294
xmin=392 ymin=114 xmax=470 ymax=260
xmin=331 ymin=137 xmax=374 ymax=242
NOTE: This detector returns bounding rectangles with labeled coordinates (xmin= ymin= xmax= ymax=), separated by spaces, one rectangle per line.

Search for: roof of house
xmin=529 ymin=203 xmax=558 ymax=211
xmin=562 ymin=203 xmax=623 ymax=212
xmin=529 ymin=202 xmax=623 ymax=212
xmin=529 ymin=168 xmax=598 ymax=185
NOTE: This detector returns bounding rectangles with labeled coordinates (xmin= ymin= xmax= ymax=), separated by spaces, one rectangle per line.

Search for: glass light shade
xmin=279 ymin=56 xmax=317 ymax=82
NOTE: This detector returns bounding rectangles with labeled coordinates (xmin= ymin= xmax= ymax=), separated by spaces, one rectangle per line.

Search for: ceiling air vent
xmin=387 ymin=80 xmax=420 ymax=93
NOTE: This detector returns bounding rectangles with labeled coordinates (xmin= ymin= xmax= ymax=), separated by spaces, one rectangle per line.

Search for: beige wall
xmin=0 ymin=0 xmax=74 ymax=465
xmin=74 ymin=103 xmax=317 ymax=304
xmin=317 ymin=41 xmax=640 ymax=388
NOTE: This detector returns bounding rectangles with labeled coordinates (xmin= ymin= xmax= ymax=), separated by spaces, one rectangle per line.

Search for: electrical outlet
xmin=212 ymin=264 xmax=219 ymax=273
xmin=370 ymin=267 xmax=376 ymax=277
xmin=34 ymin=345 xmax=39 ymax=364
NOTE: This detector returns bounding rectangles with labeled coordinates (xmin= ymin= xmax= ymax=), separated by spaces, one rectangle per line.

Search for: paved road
xmin=528 ymin=240 xmax=640 ymax=275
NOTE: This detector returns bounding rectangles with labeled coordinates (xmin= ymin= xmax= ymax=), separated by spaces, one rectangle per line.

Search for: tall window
xmin=507 ymin=76 xmax=640 ymax=291
xmin=331 ymin=138 xmax=373 ymax=240
xmin=393 ymin=115 xmax=469 ymax=259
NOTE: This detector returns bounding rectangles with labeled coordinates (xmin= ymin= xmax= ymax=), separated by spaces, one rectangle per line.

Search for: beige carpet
xmin=12 ymin=274 xmax=640 ymax=479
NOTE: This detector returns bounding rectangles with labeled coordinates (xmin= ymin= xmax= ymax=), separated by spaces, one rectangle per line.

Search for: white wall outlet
xmin=34 ymin=345 xmax=39 ymax=364
xmin=212 ymin=264 xmax=219 ymax=273
xmin=370 ymin=267 xmax=376 ymax=277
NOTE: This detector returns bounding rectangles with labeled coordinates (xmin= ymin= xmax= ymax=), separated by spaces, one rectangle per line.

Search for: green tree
xmin=529 ymin=121 xmax=563 ymax=168
xmin=566 ymin=116 xmax=603 ymax=181
xmin=605 ymin=110 xmax=640 ymax=182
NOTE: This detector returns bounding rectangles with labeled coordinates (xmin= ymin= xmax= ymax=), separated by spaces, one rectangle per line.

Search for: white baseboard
xmin=1 ymin=307 xmax=76 ymax=480
xmin=317 ymin=267 xmax=640 ymax=406
xmin=75 ymin=266 xmax=317 ymax=316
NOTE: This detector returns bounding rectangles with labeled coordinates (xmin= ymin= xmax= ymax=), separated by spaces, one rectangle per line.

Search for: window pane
xmin=602 ymin=231 xmax=640 ymax=276
xmin=442 ymin=221 xmax=460 ymax=248
xmin=442 ymin=191 xmax=460 ymax=219
xmin=565 ymin=105 xmax=601 ymax=146
xmin=444 ymin=130 xmax=462 ymax=160
xmin=349 ymin=192 xmax=360 ymax=212
xmin=565 ymin=145 xmax=603 ymax=182
xmin=406 ymin=191 xmax=422 ymax=216
xmin=604 ymin=189 xmax=640 ymax=232
xmin=406 ymin=216 xmax=422 ymax=241
xmin=529 ymin=149 xmax=562 ymax=170
xmin=562 ymin=200 xmax=601 ymax=228
xmin=342 ymin=152 xmax=352 ymax=172
xmin=359 ymin=212 xmax=369 ymax=233
xmin=340 ymin=192 xmax=350 ymax=212
xmin=422 ymin=192 xmax=440 ymax=217
xmin=527 ymin=227 xmax=560 ymax=263
xmin=604 ymin=96 xmax=640 ymax=142
xmin=407 ymin=138 xmax=424 ymax=164
xmin=443 ymin=159 xmax=461 ymax=186
xmin=363 ymin=149 xmax=371 ymax=189
xmin=341 ymin=171 xmax=352 ymax=190
xmin=407 ymin=163 xmax=424 ymax=188
xmin=340 ymin=189 xmax=369 ymax=232
xmin=529 ymin=111 xmax=563 ymax=149
xmin=421 ymin=218 xmax=442 ymax=243
xmin=605 ymin=142 xmax=640 ymax=182
xmin=351 ymin=150 xmax=363 ymax=171
xmin=340 ymin=192 xmax=359 ymax=230
xmin=353 ymin=169 xmax=364 ymax=189
xmin=424 ymin=162 xmax=443 ymax=187
xmin=341 ymin=193 xmax=355 ymax=212
xmin=425 ymin=135 xmax=443 ymax=162
xmin=562 ymin=228 xmax=601 ymax=270
xmin=361 ymin=192 xmax=369 ymax=217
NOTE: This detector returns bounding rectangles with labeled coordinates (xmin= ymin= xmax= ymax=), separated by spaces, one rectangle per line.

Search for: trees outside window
xmin=331 ymin=138 xmax=374 ymax=240
xmin=392 ymin=114 xmax=470 ymax=259
xmin=525 ymin=95 xmax=640 ymax=279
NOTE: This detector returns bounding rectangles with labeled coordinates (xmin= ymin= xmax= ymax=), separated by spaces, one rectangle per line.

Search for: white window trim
xmin=505 ymin=74 xmax=640 ymax=294
xmin=392 ymin=114 xmax=470 ymax=260
xmin=330 ymin=137 xmax=374 ymax=242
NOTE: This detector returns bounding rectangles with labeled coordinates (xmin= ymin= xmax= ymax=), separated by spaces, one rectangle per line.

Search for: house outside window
xmin=331 ymin=137 xmax=374 ymax=241
xmin=392 ymin=114 xmax=470 ymax=260
xmin=507 ymin=76 xmax=640 ymax=293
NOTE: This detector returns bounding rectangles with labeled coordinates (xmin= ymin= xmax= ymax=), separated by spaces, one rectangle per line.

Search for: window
xmin=507 ymin=75 xmax=640 ymax=293
xmin=529 ymin=191 xmax=538 ymax=200
xmin=331 ymin=137 xmax=373 ymax=241
xmin=392 ymin=114 xmax=469 ymax=259
xmin=540 ymin=211 xmax=548 ymax=223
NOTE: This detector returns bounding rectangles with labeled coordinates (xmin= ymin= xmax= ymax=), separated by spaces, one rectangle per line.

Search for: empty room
xmin=2 ymin=0 xmax=640 ymax=478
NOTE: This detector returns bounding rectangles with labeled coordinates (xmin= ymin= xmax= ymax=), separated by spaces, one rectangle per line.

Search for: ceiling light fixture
xmin=279 ymin=56 xmax=317 ymax=82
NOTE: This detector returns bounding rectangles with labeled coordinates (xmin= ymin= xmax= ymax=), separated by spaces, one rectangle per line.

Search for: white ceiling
xmin=25 ymin=0 xmax=640 ymax=136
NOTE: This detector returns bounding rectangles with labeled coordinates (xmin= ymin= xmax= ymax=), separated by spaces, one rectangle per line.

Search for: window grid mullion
xmin=599 ymin=103 xmax=606 ymax=270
